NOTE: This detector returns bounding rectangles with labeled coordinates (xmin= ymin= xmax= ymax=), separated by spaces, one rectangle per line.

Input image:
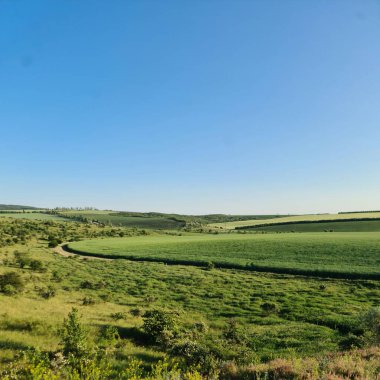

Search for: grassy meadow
xmin=0 ymin=214 xmax=379 ymax=378
xmin=0 ymin=212 xmax=70 ymax=221
xmin=67 ymin=232 xmax=380 ymax=278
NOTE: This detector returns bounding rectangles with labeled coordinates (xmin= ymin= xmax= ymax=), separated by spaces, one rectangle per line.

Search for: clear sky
xmin=1 ymin=0 xmax=379 ymax=214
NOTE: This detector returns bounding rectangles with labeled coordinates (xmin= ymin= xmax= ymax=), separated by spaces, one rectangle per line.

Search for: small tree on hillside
xmin=142 ymin=309 xmax=176 ymax=344
xmin=60 ymin=308 xmax=88 ymax=358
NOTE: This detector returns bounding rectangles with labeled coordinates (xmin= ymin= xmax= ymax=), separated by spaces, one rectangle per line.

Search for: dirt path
xmin=53 ymin=244 xmax=112 ymax=261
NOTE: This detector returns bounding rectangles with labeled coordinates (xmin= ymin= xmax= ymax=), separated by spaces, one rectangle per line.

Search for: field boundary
xmin=62 ymin=244 xmax=380 ymax=281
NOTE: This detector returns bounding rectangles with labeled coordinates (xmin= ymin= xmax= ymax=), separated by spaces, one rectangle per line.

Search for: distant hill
xmin=0 ymin=204 xmax=40 ymax=211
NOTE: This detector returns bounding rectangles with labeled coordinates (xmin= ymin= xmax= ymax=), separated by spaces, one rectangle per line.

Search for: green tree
xmin=362 ymin=307 xmax=380 ymax=345
xmin=142 ymin=309 xmax=176 ymax=343
xmin=60 ymin=308 xmax=88 ymax=358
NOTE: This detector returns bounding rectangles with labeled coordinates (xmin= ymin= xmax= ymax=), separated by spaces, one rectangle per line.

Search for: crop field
xmin=0 ymin=229 xmax=379 ymax=364
xmin=67 ymin=232 xmax=380 ymax=278
xmin=251 ymin=219 xmax=380 ymax=232
xmin=210 ymin=212 xmax=380 ymax=230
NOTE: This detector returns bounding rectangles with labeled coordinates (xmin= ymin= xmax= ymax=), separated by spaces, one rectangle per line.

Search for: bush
xmin=362 ymin=307 xmax=380 ymax=345
xmin=3 ymin=284 xmax=17 ymax=296
xmin=14 ymin=251 xmax=30 ymax=268
xmin=99 ymin=325 xmax=120 ymax=347
xmin=260 ymin=302 xmax=278 ymax=315
xmin=110 ymin=312 xmax=127 ymax=321
xmin=130 ymin=308 xmax=143 ymax=317
xmin=142 ymin=309 xmax=176 ymax=343
xmin=48 ymin=236 xmax=62 ymax=248
xmin=193 ymin=321 xmax=208 ymax=334
xmin=223 ymin=318 xmax=243 ymax=343
xmin=30 ymin=259 xmax=44 ymax=271
xmin=82 ymin=297 xmax=96 ymax=306
xmin=39 ymin=285 xmax=56 ymax=299
xmin=0 ymin=272 xmax=24 ymax=293
xmin=171 ymin=339 xmax=209 ymax=367
xmin=60 ymin=308 xmax=88 ymax=357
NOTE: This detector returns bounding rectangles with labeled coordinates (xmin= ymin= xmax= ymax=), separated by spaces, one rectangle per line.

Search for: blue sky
xmin=1 ymin=0 xmax=379 ymax=214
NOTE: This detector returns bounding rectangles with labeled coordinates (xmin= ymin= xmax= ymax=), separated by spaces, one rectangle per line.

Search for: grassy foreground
xmin=67 ymin=232 xmax=380 ymax=279
xmin=0 ymin=217 xmax=379 ymax=379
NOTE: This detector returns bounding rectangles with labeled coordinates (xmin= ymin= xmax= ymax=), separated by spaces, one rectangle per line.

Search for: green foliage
xmin=110 ymin=312 xmax=127 ymax=321
xmin=48 ymin=235 xmax=62 ymax=248
xmin=99 ymin=325 xmax=120 ymax=347
xmin=14 ymin=251 xmax=30 ymax=268
xmin=361 ymin=307 xmax=380 ymax=345
xmin=0 ymin=272 xmax=24 ymax=293
xmin=38 ymin=285 xmax=56 ymax=299
xmin=222 ymin=319 xmax=243 ymax=343
xmin=82 ymin=296 xmax=96 ymax=306
xmin=260 ymin=301 xmax=279 ymax=315
xmin=30 ymin=259 xmax=45 ymax=271
xmin=59 ymin=308 xmax=89 ymax=358
xmin=142 ymin=309 xmax=176 ymax=343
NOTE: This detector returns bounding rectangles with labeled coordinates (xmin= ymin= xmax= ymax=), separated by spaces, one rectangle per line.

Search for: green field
xmin=0 ymin=216 xmax=379 ymax=378
xmin=67 ymin=232 xmax=380 ymax=278
xmin=210 ymin=212 xmax=380 ymax=230
xmin=251 ymin=219 xmax=380 ymax=232
xmin=0 ymin=212 xmax=69 ymax=221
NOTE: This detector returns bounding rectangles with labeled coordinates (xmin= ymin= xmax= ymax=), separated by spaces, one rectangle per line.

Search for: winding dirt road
xmin=53 ymin=244 xmax=111 ymax=261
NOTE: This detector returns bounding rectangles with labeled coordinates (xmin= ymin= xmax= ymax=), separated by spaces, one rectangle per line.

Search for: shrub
xmin=223 ymin=318 xmax=242 ymax=343
xmin=2 ymin=284 xmax=17 ymax=296
xmin=142 ymin=309 xmax=176 ymax=343
xmin=82 ymin=297 xmax=96 ymax=306
xmin=260 ymin=302 xmax=278 ymax=315
xmin=14 ymin=251 xmax=30 ymax=268
xmin=193 ymin=321 xmax=208 ymax=334
xmin=51 ymin=270 xmax=63 ymax=282
xmin=39 ymin=285 xmax=56 ymax=299
xmin=59 ymin=308 xmax=88 ymax=358
xmin=30 ymin=259 xmax=45 ymax=271
xmin=110 ymin=312 xmax=127 ymax=321
xmin=0 ymin=272 xmax=24 ymax=293
xmin=99 ymin=325 xmax=120 ymax=347
xmin=171 ymin=339 xmax=209 ymax=367
xmin=361 ymin=307 xmax=380 ymax=344
xmin=48 ymin=236 xmax=62 ymax=248
xmin=130 ymin=308 xmax=143 ymax=317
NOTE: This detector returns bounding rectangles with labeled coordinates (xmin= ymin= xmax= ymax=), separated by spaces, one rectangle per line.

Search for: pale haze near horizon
xmin=1 ymin=1 xmax=379 ymax=215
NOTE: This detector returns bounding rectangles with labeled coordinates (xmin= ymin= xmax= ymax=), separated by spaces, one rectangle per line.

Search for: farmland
xmin=249 ymin=219 xmax=380 ymax=232
xmin=0 ymin=214 xmax=379 ymax=378
xmin=67 ymin=232 xmax=380 ymax=278
xmin=210 ymin=212 xmax=380 ymax=230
